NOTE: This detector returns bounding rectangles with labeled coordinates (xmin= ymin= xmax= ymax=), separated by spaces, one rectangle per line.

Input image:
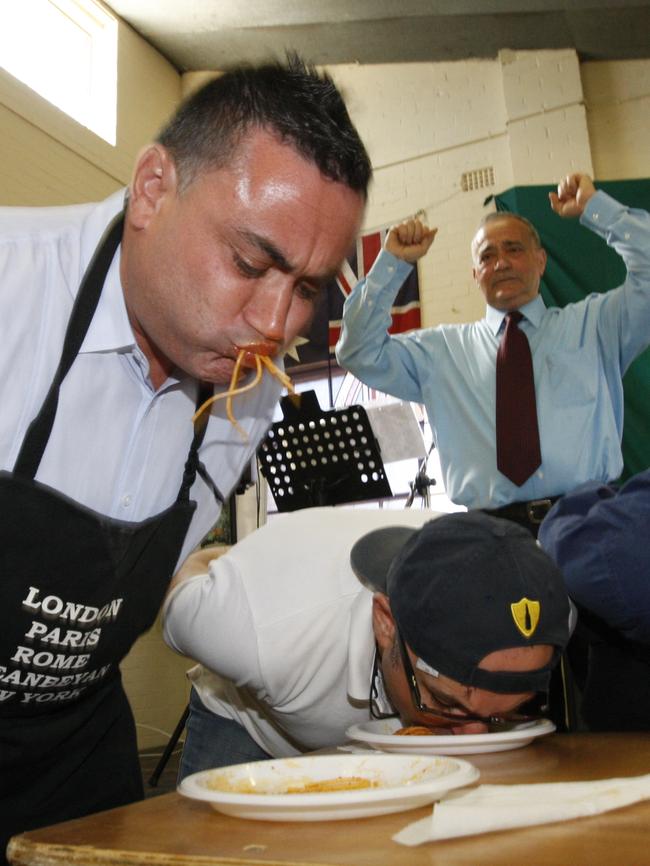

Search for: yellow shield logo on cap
xmin=510 ymin=598 xmax=540 ymax=638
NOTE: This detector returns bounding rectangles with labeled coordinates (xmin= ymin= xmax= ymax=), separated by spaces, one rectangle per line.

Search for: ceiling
xmin=106 ymin=0 xmax=650 ymax=72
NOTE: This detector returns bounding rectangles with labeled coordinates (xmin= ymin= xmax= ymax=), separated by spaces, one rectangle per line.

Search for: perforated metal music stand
xmin=258 ymin=390 xmax=392 ymax=511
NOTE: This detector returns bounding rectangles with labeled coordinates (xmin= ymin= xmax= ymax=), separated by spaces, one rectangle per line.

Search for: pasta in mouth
xmin=192 ymin=348 xmax=295 ymax=439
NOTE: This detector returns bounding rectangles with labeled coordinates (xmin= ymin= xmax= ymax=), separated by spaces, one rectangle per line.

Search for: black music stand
xmin=258 ymin=390 xmax=392 ymax=511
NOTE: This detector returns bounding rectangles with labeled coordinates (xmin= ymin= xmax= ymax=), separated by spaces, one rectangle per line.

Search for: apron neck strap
xmin=13 ymin=211 xmax=125 ymax=479
xmin=177 ymin=383 xmax=222 ymax=504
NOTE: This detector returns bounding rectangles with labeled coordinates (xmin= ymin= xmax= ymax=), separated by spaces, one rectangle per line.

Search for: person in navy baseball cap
xmin=166 ymin=508 xmax=574 ymax=781
xmin=351 ymin=510 xmax=572 ymax=733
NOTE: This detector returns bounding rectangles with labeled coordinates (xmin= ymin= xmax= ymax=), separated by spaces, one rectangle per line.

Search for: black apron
xmin=0 ymin=214 xmax=213 ymax=858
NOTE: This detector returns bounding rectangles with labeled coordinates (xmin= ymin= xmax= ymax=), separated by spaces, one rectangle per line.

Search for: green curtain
xmin=494 ymin=180 xmax=650 ymax=480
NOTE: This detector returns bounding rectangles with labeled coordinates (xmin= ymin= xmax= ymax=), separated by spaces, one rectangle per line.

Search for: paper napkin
xmin=393 ymin=773 xmax=650 ymax=846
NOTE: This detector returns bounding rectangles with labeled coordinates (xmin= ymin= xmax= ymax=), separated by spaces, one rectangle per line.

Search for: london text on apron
xmin=0 ymin=213 xmax=217 ymax=857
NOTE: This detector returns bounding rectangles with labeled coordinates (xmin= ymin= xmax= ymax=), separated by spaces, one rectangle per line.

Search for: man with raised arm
xmin=336 ymin=174 xmax=650 ymax=535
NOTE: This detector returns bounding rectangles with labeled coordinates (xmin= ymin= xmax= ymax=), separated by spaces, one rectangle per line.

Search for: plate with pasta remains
xmin=345 ymin=717 xmax=556 ymax=756
xmin=178 ymin=752 xmax=479 ymax=821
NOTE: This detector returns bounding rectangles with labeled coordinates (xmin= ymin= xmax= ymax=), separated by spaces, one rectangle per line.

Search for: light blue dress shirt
xmin=336 ymin=192 xmax=650 ymax=509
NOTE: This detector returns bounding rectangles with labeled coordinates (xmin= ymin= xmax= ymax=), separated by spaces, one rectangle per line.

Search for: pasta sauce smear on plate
xmin=207 ymin=775 xmax=378 ymax=795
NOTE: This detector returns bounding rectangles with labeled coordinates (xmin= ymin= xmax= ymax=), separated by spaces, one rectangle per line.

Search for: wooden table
xmin=8 ymin=733 xmax=650 ymax=866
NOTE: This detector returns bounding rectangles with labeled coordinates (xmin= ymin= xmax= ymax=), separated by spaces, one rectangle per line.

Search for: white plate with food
xmin=345 ymin=717 xmax=555 ymax=756
xmin=178 ymin=752 xmax=479 ymax=821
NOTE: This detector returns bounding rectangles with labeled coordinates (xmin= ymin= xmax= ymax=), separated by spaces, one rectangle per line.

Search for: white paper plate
xmin=345 ymin=717 xmax=555 ymax=755
xmin=178 ymin=752 xmax=479 ymax=821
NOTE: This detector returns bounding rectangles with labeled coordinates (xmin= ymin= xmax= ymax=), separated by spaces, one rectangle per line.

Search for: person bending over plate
xmin=164 ymin=508 xmax=572 ymax=778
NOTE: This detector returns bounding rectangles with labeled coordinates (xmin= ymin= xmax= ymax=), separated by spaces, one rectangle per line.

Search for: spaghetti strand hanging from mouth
xmin=192 ymin=349 xmax=295 ymax=440
xmin=258 ymin=353 xmax=295 ymax=391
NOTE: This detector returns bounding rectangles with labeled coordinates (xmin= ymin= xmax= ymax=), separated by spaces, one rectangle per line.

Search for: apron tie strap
xmin=13 ymin=212 xmax=125 ymax=480
xmin=178 ymin=383 xmax=223 ymax=504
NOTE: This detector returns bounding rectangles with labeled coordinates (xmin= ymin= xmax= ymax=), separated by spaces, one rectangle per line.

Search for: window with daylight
xmin=0 ymin=0 xmax=118 ymax=144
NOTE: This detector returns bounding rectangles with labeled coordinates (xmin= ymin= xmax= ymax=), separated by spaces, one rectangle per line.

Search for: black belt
xmin=485 ymin=497 xmax=560 ymax=526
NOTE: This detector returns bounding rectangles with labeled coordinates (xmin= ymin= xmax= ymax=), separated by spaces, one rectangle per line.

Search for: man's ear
xmin=127 ymin=144 xmax=178 ymax=230
xmin=372 ymin=593 xmax=396 ymax=654
xmin=536 ymin=246 xmax=548 ymax=276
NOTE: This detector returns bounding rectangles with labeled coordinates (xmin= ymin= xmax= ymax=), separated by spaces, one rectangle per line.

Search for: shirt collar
xmin=485 ymin=293 xmax=546 ymax=336
xmin=78 ymin=246 xmax=137 ymax=355
xmin=74 ymin=193 xmax=184 ymax=391
xmin=74 ymin=189 xmax=136 ymax=356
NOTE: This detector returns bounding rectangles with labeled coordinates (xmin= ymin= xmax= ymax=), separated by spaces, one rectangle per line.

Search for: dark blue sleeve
xmin=538 ymin=471 xmax=650 ymax=644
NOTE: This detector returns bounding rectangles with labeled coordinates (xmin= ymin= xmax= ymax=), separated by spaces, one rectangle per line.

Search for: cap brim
xmin=349 ymin=526 xmax=417 ymax=592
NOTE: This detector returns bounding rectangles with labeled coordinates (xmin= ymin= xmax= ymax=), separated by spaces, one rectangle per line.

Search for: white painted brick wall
xmin=507 ymin=104 xmax=594 ymax=185
xmin=501 ymin=50 xmax=593 ymax=186
xmin=582 ymin=59 xmax=650 ymax=180
xmin=500 ymin=48 xmax=584 ymax=120
xmin=332 ymin=60 xmax=507 ymax=173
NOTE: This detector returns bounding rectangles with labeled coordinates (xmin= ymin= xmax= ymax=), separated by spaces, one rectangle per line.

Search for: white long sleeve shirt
xmin=163 ymin=507 xmax=435 ymax=757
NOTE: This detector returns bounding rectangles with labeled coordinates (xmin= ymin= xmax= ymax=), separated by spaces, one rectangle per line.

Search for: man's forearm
xmin=335 ymin=250 xmax=423 ymax=402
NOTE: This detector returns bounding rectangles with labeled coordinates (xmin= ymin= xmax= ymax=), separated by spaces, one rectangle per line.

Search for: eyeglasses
xmin=384 ymin=627 xmax=547 ymax=730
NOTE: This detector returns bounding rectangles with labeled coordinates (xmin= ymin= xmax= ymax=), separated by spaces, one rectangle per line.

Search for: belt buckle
xmin=526 ymin=498 xmax=553 ymax=524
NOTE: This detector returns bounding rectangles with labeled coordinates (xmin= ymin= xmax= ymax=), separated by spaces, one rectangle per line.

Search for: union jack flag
xmin=285 ymin=225 xmax=421 ymax=370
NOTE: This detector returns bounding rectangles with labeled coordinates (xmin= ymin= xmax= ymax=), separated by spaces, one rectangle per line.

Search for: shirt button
xmin=592 ymin=213 xmax=599 ymax=221
xmin=624 ymin=232 xmax=631 ymax=240
xmin=121 ymin=494 xmax=132 ymax=508
xmin=537 ymin=470 xmax=544 ymax=479
xmin=387 ymin=265 xmax=395 ymax=274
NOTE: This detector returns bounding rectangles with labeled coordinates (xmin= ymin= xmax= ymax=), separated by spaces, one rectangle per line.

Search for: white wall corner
xmin=499 ymin=49 xmax=594 ymax=185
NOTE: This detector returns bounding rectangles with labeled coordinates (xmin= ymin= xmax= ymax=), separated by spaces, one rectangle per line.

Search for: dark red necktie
xmin=496 ymin=311 xmax=541 ymax=486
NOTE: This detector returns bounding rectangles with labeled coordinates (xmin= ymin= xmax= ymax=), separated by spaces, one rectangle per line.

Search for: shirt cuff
xmin=580 ymin=189 xmax=625 ymax=232
xmin=366 ymin=248 xmax=414 ymax=290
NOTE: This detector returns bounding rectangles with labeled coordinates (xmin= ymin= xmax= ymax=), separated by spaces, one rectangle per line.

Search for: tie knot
xmin=507 ymin=311 xmax=523 ymax=325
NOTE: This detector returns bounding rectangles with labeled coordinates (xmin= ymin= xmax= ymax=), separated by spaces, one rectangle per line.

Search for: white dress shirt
xmin=0 ymin=192 xmax=281 ymax=567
